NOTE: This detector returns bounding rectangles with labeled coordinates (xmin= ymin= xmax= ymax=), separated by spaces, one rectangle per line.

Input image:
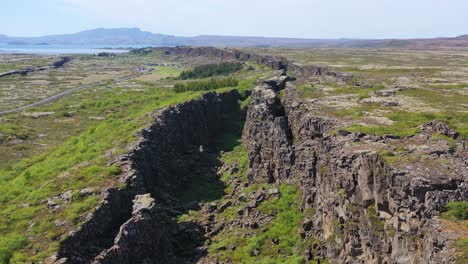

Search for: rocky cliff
xmin=241 ymin=73 xmax=467 ymax=263
xmin=51 ymin=56 xmax=466 ymax=263
xmin=52 ymin=90 xmax=242 ymax=263
xmin=156 ymin=46 xmax=354 ymax=82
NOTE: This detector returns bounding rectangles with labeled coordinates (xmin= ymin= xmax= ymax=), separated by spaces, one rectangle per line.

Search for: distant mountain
xmin=2 ymin=28 xmax=179 ymax=45
xmin=0 ymin=28 xmax=467 ymax=49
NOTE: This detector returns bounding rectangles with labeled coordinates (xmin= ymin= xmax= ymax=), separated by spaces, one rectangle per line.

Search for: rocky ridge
xmin=157 ymin=46 xmax=354 ymax=82
xmin=52 ymin=90 xmax=241 ymax=263
xmin=0 ymin=57 xmax=72 ymax=78
xmin=50 ymin=50 xmax=467 ymax=263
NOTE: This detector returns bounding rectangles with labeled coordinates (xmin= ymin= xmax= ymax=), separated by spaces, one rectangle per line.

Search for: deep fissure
xmin=57 ymin=90 xmax=249 ymax=263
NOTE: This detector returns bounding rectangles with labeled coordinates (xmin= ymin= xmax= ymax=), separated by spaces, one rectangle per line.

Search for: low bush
xmin=441 ymin=202 xmax=468 ymax=221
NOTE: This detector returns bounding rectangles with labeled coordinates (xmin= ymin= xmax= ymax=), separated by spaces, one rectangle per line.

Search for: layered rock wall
xmin=242 ymin=75 xmax=467 ymax=263
xmin=157 ymin=46 xmax=354 ymax=82
xmin=53 ymin=66 xmax=466 ymax=263
xmin=55 ymin=90 xmax=240 ymax=263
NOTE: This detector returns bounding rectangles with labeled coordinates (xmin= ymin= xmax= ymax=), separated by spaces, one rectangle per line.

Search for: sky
xmin=0 ymin=0 xmax=467 ymax=39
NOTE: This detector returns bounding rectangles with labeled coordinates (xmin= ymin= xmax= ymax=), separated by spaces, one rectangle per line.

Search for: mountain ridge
xmin=1 ymin=28 xmax=467 ymax=49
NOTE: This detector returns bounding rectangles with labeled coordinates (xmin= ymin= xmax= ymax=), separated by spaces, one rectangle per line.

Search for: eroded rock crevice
xmin=56 ymin=90 xmax=244 ymax=263
xmin=242 ymin=74 xmax=467 ymax=263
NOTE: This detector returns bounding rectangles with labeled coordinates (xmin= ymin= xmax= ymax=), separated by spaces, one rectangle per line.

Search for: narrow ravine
xmin=54 ymin=90 xmax=248 ymax=263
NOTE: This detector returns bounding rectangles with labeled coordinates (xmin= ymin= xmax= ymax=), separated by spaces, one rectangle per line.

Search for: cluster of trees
xmin=178 ymin=62 xmax=243 ymax=80
xmin=173 ymin=78 xmax=238 ymax=93
xmin=96 ymin=52 xmax=116 ymax=57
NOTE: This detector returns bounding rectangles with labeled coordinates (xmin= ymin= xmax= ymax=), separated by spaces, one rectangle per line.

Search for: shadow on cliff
xmin=174 ymin=109 xmax=245 ymax=204
xmin=56 ymin=91 xmax=247 ymax=264
xmin=163 ymin=102 xmax=247 ymax=263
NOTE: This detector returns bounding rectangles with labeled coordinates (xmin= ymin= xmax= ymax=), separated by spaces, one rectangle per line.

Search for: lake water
xmin=0 ymin=44 xmax=151 ymax=55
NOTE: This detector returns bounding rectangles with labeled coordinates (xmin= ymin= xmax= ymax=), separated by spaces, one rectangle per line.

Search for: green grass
xmin=0 ymin=234 xmax=27 ymax=264
xmin=441 ymin=202 xmax=468 ymax=221
xmin=328 ymin=85 xmax=385 ymax=100
xmin=0 ymin=61 xmax=263 ymax=262
xmin=367 ymin=205 xmax=384 ymax=232
xmin=455 ymin=238 xmax=468 ymax=264
xmin=0 ymin=82 xmax=254 ymax=262
xmin=334 ymin=67 xmax=441 ymax=75
xmin=429 ymin=83 xmax=467 ymax=89
xmin=379 ymin=150 xmax=400 ymax=164
xmin=208 ymin=184 xmax=308 ymax=263
xmin=147 ymin=65 xmax=182 ymax=79
xmin=340 ymin=111 xmax=468 ymax=138
xmin=296 ymin=84 xmax=323 ymax=99
xmin=0 ymin=123 xmax=36 ymax=142
xmin=401 ymin=88 xmax=468 ymax=112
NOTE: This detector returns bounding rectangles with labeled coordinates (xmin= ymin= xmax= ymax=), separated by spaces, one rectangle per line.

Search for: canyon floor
xmin=0 ymin=47 xmax=466 ymax=264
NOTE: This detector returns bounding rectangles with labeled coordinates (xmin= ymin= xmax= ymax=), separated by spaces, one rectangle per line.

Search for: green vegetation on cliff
xmin=0 ymin=75 xmax=257 ymax=263
xmin=207 ymin=184 xmax=308 ymax=264
xmin=442 ymin=202 xmax=468 ymax=221
xmin=455 ymin=238 xmax=468 ymax=264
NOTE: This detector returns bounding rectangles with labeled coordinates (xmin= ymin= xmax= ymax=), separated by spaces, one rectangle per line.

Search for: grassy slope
xmin=0 ymin=62 xmax=260 ymax=262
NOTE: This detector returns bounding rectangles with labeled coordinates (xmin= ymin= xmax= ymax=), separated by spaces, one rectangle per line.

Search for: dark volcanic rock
xmin=241 ymin=75 xmax=467 ymax=264
xmin=419 ymin=120 xmax=460 ymax=139
xmin=53 ymin=70 xmax=466 ymax=264
xmin=92 ymin=194 xmax=205 ymax=264
xmin=156 ymin=46 xmax=354 ymax=82
xmin=51 ymin=57 xmax=72 ymax=69
xmin=55 ymin=90 xmax=241 ymax=263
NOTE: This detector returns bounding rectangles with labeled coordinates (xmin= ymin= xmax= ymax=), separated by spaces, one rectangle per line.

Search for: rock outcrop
xmin=54 ymin=90 xmax=241 ymax=263
xmin=0 ymin=57 xmax=72 ymax=78
xmin=241 ymin=74 xmax=467 ymax=263
xmin=419 ymin=120 xmax=460 ymax=139
xmin=53 ymin=69 xmax=466 ymax=263
xmin=157 ymin=47 xmax=354 ymax=82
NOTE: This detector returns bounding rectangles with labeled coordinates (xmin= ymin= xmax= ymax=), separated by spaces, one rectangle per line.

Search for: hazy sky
xmin=1 ymin=0 xmax=467 ymax=38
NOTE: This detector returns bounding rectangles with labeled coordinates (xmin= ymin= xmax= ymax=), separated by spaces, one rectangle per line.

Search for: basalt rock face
xmin=55 ymin=90 xmax=241 ymax=263
xmin=53 ymin=70 xmax=466 ymax=263
xmin=242 ymin=77 xmax=468 ymax=263
xmin=157 ymin=46 xmax=354 ymax=82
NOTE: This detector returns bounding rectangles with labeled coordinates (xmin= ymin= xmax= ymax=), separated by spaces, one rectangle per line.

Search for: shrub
xmin=441 ymin=202 xmax=468 ymax=221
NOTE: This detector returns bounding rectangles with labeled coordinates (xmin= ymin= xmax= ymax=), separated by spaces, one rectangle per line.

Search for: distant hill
xmin=0 ymin=28 xmax=467 ymax=49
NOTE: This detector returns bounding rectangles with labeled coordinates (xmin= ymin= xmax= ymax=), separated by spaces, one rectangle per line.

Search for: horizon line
xmin=1 ymin=27 xmax=466 ymax=41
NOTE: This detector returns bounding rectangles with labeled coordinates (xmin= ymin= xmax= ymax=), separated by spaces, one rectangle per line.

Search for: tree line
xmin=178 ymin=62 xmax=243 ymax=80
xmin=173 ymin=78 xmax=239 ymax=93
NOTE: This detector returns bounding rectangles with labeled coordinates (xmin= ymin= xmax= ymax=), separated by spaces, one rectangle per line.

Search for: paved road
xmin=0 ymin=72 xmax=143 ymax=116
